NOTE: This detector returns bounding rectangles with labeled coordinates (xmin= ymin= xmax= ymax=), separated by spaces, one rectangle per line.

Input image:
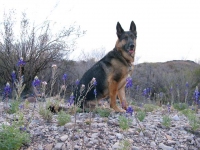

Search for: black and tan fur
xmin=75 ymin=21 xmax=137 ymax=112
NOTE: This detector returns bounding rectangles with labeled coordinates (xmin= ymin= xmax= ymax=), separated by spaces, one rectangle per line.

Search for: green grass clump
xmin=162 ymin=115 xmax=171 ymax=128
xmin=137 ymin=111 xmax=146 ymax=122
xmin=8 ymin=100 xmax=20 ymax=114
xmin=181 ymin=109 xmax=195 ymax=117
xmin=144 ymin=104 xmax=158 ymax=112
xmin=95 ymin=107 xmax=111 ymax=117
xmin=119 ymin=139 xmax=131 ymax=150
xmin=57 ymin=110 xmax=71 ymax=126
xmin=173 ymin=103 xmax=188 ymax=111
xmin=39 ymin=104 xmax=53 ymax=122
xmin=187 ymin=113 xmax=200 ymax=131
xmin=118 ymin=115 xmax=131 ymax=130
xmin=0 ymin=124 xmax=30 ymax=150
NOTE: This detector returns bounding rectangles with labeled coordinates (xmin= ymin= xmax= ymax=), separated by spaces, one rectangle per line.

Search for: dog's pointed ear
xmin=116 ymin=22 xmax=124 ymax=38
xmin=130 ymin=21 xmax=137 ymax=34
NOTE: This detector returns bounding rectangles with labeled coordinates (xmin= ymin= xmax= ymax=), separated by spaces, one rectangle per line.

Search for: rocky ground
xmin=1 ymin=101 xmax=200 ymax=150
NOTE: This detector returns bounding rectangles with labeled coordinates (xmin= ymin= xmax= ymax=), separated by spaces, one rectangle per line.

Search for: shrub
xmin=57 ymin=111 xmax=71 ymax=126
xmin=95 ymin=107 xmax=111 ymax=117
xmin=173 ymin=103 xmax=188 ymax=111
xmin=144 ymin=104 xmax=158 ymax=112
xmin=162 ymin=115 xmax=171 ymax=128
xmin=8 ymin=101 xmax=20 ymax=114
xmin=137 ymin=111 xmax=146 ymax=122
xmin=39 ymin=104 xmax=53 ymax=122
xmin=181 ymin=109 xmax=195 ymax=117
xmin=118 ymin=115 xmax=131 ymax=130
xmin=187 ymin=113 xmax=200 ymax=131
xmin=0 ymin=124 xmax=30 ymax=150
xmin=119 ymin=139 xmax=131 ymax=150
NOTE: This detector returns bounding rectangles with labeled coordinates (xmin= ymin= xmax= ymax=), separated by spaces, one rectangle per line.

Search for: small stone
xmin=172 ymin=114 xmax=180 ymax=121
xmin=60 ymin=135 xmax=68 ymax=142
xmin=44 ymin=143 xmax=54 ymax=150
xmin=115 ymin=133 xmax=124 ymax=139
xmin=150 ymin=141 xmax=156 ymax=147
xmin=54 ymin=143 xmax=64 ymax=150
xmin=159 ymin=143 xmax=175 ymax=150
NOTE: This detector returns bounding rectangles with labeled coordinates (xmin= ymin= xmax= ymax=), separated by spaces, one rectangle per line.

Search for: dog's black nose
xmin=129 ymin=44 xmax=134 ymax=49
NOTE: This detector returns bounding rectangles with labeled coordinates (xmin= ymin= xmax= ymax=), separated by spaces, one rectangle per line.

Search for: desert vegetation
xmin=1 ymin=11 xmax=200 ymax=150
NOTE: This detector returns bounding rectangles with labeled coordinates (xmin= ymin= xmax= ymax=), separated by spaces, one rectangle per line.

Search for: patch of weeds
xmin=137 ymin=110 xmax=146 ymax=122
xmin=95 ymin=107 xmax=111 ymax=117
xmin=181 ymin=109 xmax=195 ymax=117
xmin=57 ymin=110 xmax=71 ymax=126
xmin=39 ymin=103 xmax=53 ymax=122
xmin=118 ymin=139 xmax=131 ymax=150
xmin=187 ymin=113 xmax=200 ymax=131
xmin=24 ymin=99 xmax=30 ymax=109
xmin=144 ymin=104 xmax=158 ymax=112
xmin=8 ymin=100 xmax=20 ymax=114
xmin=85 ymin=119 xmax=92 ymax=125
xmin=118 ymin=115 xmax=131 ymax=130
xmin=173 ymin=103 xmax=188 ymax=111
xmin=0 ymin=124 xmax=30 ymax=150
xmin=162 ymin=115 xmax=171 ymax=128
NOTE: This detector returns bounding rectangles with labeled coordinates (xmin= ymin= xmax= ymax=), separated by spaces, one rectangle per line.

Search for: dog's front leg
xmin=118 ymin=85 xmax=128 ymax=110
xmin=109 ymin=80 xmax=125 ymax=112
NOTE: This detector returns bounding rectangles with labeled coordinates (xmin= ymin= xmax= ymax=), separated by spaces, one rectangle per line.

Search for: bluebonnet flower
xmin=186 ymin=82 xmax=189 ymax=88
xmin=68 ymin=93 xmax=74 ymax=105
xmin=91 ymin=77 xmax=97 ymax=86
xmin=75 ymin=79 xmax=80 ymax=86
xmin=17 ymin=57 xmax=26 ymax=66
xmin=170 ymin=86 xmax=173 ymax=93
xmin=3 ymin=82 xmax=12 ymax=98
xmin=142 ymin=88 xmax=147 ymax=96
xmin=62 ymin=74 xmax=67 ymax=81
xmin=94 ymin=88 xmax=97 ymax=97
xmin=11 ymin=71 xmax=16 ymax=82
xmin=126 ymin=106 xmax=134 ymax=116
xmin=32 ymin=76 xmax=41 ymax=87
xmin=194 ymin=86 xmax=199 ymax=104
xmin=126 ymin=76 xmax=133 ymax=88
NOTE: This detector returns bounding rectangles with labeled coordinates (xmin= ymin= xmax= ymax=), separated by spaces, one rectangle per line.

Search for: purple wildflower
xmin=126 ymin=76 xmax=133 ymax=88
xmin=3 ymin=82 xmax=12 ymax=98
xmin=186 ymin=82 xmax=189 ymax=88
xmin=91 ymin=77 xmax=97 ymax=86
xmin=126 ymin=106 xmax=134 ymax=116
xmin=75 ymin=79 xmax=80 ymax=86
xmin=62 ymin=74 xmax=67 ymax=81
xmin=142 ymin=88 xmax=147 ymax=96
xmin=11 ymin=71 xmax=16 ymax=82
xmin=17 ymin=57 xmax=26 ymax=66
xmin=94 ymin=88 xmax=97 ymax=97
xmin=194 ymin=86 xmax=199 ymax=104
xmin=68 ymin=93 xmax=74 ymax=105
xmin=170 ymin=86 xmax=173 ymax=93
xmin=32 ymin=76 xmax=41 ymax=87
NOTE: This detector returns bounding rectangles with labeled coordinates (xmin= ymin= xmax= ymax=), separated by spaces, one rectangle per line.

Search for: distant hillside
xmin=131 ymin=60 xmax=200 ymax=103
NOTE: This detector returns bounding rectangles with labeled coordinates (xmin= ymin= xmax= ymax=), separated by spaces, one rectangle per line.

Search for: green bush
xmin=118 ymin=115 xmax=131 ymax=130
xmin=181 ymin=109 xmax=195 ymax=117
xmin=173 ymin=103 xmax=188 ymax=111
xmin=137 ymin=111 xmax=146 ymax=122
xmin=187 ymin=113 xmax=200 ymax=131
xmin=8 ymin=101 xmax=20 ymax=114
xmin=119 ymin=139 xmax=131 ymax=150
xmin=0 ymin=124 xmax=30 ymax=150
xmin=39 ymin=104 xmax=53 ymax=122
xmin=57 ymin=111 xmax=71 ymax=126
xmin=162 ymin=115 xmax=171 ymax=128
xmin=95 ymin=108 xmax=111 ymax=117
xmin=144 ymin=104 xmax=158 ymax=112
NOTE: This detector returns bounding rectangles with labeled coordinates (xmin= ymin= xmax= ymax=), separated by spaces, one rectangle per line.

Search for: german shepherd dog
xmin=75 ymin=21 xmax=137 ymax=112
